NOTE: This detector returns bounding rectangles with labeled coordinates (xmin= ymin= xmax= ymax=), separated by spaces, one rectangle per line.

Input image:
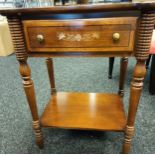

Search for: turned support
xmin=7 ymin=16 xmax=43 ymax=148
xmin=19 ymin=60 xmax=43 ymax=148
xmin=122 ymin=12 xmax=155 ymax=153
xmin=46 ymin=58 xmax=56 ymax=94
xmin=118 ymin=57 xmax=128 ymax=97
xmin=122 ymin=60 xmax=146 ymax=153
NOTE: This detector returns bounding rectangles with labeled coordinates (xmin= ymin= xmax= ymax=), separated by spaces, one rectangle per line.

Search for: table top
xmin=0 ymin=2 xmax=155 ymax=16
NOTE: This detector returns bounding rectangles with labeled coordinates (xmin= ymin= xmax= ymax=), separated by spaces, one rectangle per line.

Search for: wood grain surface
xmin=23 ymin=17 xmax=137 ymax=53
xmin=41 ymin=92 xmax=126 ymax=131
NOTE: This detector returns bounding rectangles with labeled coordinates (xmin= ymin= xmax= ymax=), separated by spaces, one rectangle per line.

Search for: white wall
xmin=0 ymin=0 xmax=13 ymax=8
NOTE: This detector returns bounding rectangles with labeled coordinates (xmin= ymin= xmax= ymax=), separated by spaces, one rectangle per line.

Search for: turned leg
xmin=122 ymin=12 xmax=155 ymax=153
xmin=19 ymin=60 xmax=44 ymax=148
xmin=108 ymin=57 xmax=115 ymax=79
xmin=122 ymin=60 xmax=146 ymax=153
xmin=7 ymin=17 xmax=43 ymax=148
xmin=118 ymin=57 xmax=128 ymax=97
xmin=46 ymin=58 xmax=56 ymax=94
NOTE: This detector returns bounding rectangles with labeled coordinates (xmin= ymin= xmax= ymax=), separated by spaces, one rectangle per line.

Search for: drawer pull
xmin=37 ymin=34 xmax=44 ymax=43
xmin=112 ymin=33 xmax=120 ymax=41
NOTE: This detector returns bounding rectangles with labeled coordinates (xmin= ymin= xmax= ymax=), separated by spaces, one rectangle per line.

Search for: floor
xmin=0 ymin=55 xmax=155 ymax=153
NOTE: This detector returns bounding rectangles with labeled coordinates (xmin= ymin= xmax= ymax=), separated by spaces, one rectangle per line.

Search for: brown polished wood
xmin=118 ymin=57 xmax=128 ymax=97
xmin=77 ymin=0 xmax=89 ymax=4
xmin=23 ymin=17 xmax=136 ymax=53
xmin=41 ymin=92 xmax=126 ymax=131
xmin=7 ymin=17 xmax=43 ymax=148
xmin=122 ymin=12 xmax=155 ymax=153
xmin=45 ymin=58 xmax=56 ymax=94
xmin=1 ymin=2 xmax=155 ymax=153
xmin=28 ymin=51 xmax=133 ymax=58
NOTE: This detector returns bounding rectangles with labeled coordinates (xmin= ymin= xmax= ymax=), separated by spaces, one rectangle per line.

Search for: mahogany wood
xmin=118 ymin=57 xmax=128 ymax=97
xmin=41 ymin=92 xmax=126 ymax=131
xmin=7 ymin=17 xmax=44 ymax=148
xmin=28 ymin=51 xmax=133 ymax=57
xmin=45 ymin=58 xmax=56 ymax=94
xmin=122 ymin=12 xmax=155 ymax=153
xmin=1 ymin=2 xmax=155 ymax=153
xmin=23 ymin=18 xmax=136 ymax=53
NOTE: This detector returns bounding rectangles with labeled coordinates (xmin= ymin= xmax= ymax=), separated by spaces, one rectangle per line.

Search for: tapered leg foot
xmin=122 ymin=126 xmax=134 ymax=154
xmin=33 ymin=120 xmax=44 ymax=149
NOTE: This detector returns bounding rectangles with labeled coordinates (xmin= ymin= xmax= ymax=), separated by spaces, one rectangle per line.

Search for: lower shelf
xmin=40 ymin=92 xmax=126 ymax=131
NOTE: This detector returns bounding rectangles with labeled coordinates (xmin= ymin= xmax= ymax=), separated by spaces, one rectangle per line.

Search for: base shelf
xmin=40 ymin=92 xmax=126 ymax=131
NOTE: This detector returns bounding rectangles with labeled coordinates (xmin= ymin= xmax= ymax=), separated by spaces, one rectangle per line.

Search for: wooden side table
xmin=0 ymin=2 xmax=155 ymax=153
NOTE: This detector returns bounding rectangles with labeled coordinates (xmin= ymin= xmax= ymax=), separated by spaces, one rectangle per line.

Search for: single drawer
xmin=23 ymin=17 xmax=137 ymax=53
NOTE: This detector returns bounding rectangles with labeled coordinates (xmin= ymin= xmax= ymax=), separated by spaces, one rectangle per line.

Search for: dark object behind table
xmin=14 ymin=0 xmax=25 ymax=8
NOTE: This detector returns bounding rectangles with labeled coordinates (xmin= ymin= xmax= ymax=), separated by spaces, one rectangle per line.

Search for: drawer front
xmin=23 ymin=17 xmax=137 ymax=53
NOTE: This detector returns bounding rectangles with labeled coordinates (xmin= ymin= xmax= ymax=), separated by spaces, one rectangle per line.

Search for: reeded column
xmin=7 ymin=16 xmax=43 ymax=148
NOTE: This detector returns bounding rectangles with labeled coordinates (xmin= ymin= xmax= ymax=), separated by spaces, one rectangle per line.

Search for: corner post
xmin=7 ymin=16 xmax=43 ymax=148
xmin=118 ymin=57 xmax=128 ymax=97
xmin=45 ymin=58 xmax=56 ymax=94
xmin=122 ymin=12 xmax=155 ymax=153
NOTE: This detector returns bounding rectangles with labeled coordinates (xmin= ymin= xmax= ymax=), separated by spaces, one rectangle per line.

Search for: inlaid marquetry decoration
xmin=57 ymin=32 xmax=100 ymax=41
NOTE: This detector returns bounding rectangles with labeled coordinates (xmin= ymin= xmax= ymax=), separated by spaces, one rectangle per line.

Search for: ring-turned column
xmin=7 ymin=16 xmax=43 ymax=148
xmin=122 ymin=12 xmax=155 ymax=153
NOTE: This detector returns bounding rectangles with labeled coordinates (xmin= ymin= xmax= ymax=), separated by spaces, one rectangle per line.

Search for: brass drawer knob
xmin=37 ymin=34 xmax=44 ymax=43
xmin=112 ymin=33 xmax=120 ymax=41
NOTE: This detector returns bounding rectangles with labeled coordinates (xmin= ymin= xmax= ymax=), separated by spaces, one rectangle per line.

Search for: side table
xmin=0 ymin=2 xmax=155 ymax=153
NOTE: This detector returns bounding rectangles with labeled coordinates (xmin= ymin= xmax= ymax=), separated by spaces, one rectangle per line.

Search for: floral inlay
xmin=57 ymin=32 xmax=100 ymax=41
